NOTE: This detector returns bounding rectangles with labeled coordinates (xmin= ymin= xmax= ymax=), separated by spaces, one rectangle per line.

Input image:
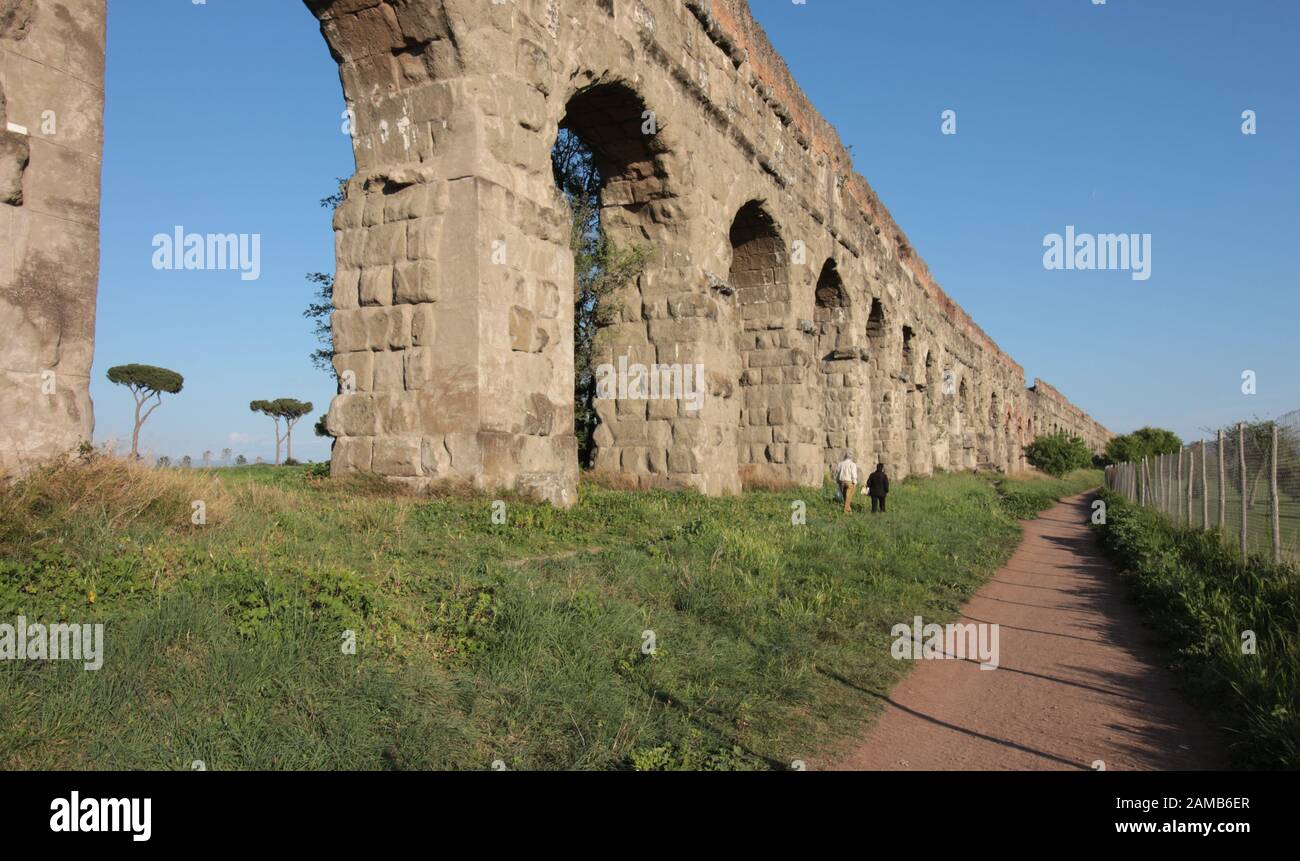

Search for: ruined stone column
xmin=0 ymin=0 xmax=103 ymax=478
xmin=312 ymin=0 xmax=578 ymax=505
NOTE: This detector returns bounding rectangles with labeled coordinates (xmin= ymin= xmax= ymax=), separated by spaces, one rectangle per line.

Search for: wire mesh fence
xmin=1104 ymin=421 xmax=1300 ymax=565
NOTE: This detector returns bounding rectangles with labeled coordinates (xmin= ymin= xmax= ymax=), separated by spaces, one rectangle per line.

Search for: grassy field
xmin=0 ymin=455 xmax=1100 ymax=770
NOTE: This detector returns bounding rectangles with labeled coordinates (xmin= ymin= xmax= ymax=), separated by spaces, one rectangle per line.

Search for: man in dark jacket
xmin=866 ymin=463 xmax=890 ymax=513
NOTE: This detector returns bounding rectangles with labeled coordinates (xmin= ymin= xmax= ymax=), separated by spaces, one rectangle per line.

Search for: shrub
xmin=1023 ymin=432 xmax=1093 ymax=477
xmin=1101 ymin=427 xmax=1183 ymax=466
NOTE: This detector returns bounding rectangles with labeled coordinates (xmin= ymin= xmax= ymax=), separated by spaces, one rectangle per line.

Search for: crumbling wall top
xmin=698 ymin=0 xmax=1023 ymax=380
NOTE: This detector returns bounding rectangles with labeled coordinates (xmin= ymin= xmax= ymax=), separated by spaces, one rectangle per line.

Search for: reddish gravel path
xmin=827 ymin=494 xmax=1227 ymax=771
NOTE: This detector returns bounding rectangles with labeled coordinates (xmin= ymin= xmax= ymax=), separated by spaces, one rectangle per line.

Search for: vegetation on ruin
xmin=304 ymin=270 xmax=336 ymax=378
xmin=1093 ymin=489 xmax=1300 ymax=769
xmin=0 ymin=454 xmax=1098 ymax=770
xmin=303 ymin=177 xmax=348 ymax=381
xmin=552 ymin=128 xmax=651 ymax=469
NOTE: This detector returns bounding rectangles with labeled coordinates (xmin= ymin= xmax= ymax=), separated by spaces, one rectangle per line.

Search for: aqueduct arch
xmin=1 ymin=0 xmax=1112 ymax=499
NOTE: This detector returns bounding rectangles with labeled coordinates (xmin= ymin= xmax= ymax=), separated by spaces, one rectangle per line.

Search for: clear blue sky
xmin=94 ymin=0 xmax=1299 ymax=462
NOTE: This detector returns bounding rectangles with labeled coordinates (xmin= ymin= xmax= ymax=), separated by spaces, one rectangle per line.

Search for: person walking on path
xmin=834 ymin=451 xmax=859 ymax=514
xmin=866 ymin=462 xmax=890 ymax=513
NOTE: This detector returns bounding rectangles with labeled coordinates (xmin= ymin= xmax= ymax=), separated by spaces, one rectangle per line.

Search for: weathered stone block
xmin=331 ymin=437 xmax=374 ymax=475
xmin=668 ymin=446 xmax=699 ymax=474
xmin=372 ymin=437 xmax=422 ymax=477
xmin=410 ymin=303 xmax=436 ymax=346
xmin=359 ymin=266 xmax=394 ymax=306
xmin=421 ymin=436 xmax=451 ymax=476
xmin=330 ymin=394 xmax=382 ymax=437
xmin=404 ymin=346 xmax=436 ymax=391
xmin=373 ymin=351 xmax=405 ymax=392
xmin=334 ymin=269 xmax=362 ymax=310
xmin=333 ymin=350 xmax=375 ymax=392
xmin=394 ymin=260 xmax=438 ymax=304
xmin=509 ymin=304 xmax=547 ymax=353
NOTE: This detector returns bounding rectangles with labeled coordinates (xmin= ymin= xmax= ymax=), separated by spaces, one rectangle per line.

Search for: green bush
xmin=1102 ymin=427 xmax=1183 ymax=466
xmin=1023 ymin=432 xmax=1094 ymax=477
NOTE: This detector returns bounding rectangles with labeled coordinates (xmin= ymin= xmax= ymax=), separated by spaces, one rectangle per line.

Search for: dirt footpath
xmin=828 ymin=494 xmax=1227 ymax=771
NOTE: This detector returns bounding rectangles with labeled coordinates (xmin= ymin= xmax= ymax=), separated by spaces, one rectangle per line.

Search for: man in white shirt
xmin=834 ymin=450 xmax=859 ymax=513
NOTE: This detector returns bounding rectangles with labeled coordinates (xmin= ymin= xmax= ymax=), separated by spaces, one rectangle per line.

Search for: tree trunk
xmin=131 ymin=393 xmax=143 ymax=459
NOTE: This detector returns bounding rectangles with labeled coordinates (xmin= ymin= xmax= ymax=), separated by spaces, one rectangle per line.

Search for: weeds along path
xmin=825 ymin=494 xmax=1226 ymax=771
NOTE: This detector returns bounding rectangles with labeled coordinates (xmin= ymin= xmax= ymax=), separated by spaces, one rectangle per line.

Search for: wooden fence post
xmin=1218 ymin=428 xmax=1226 ymax=528
xmin=1155 ymin=454 xmax=1161 ymax=512
xmin=1200 ymin=441 xmax=1209 ymax=529
xmin=1186 ymin=446 xmax=1194 ymax=525
xmin=1158 ymin=454 xmax=1166 ymax=514
xmin=1272 ymin=424 xmax=1282 ymax=564
xmin=1239 ymin=422 xmax=1248 ymax=564
xmin=1175 ymin=449 xmax=1182 ymax=524
xmin=1170 ymin=455 xmax=1180 ymax=515
xmin=1159 ymin=455 xmax=1170 ymax=515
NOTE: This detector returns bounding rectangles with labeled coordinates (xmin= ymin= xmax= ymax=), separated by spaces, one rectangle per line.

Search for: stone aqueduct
xmin=0 ymin=0 xmax=1110 ymax=504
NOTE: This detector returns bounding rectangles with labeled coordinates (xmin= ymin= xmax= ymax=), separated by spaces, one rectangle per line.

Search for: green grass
xmin=1093 ymin=489 xmax=1300 ymax=769
xmin=0 ymin=455 xmax=1099 ymax=770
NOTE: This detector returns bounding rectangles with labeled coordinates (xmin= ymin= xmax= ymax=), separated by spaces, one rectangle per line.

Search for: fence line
xmin=1104 ymin=421 xmax=1300 ymax=566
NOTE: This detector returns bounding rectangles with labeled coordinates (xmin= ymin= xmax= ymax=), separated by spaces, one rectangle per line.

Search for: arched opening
xmin=814 ymin=259 xmax=849 ymax=323
xmin=729 ymin=201 xmax=786 ymax=308
xmin=814 ymin=257 xmax=859 ymax=474
xmin=560 ymin=83 xmax=670 ymax=212
xmin=72 ymin=2 xmax=353 ymax=471
xmin=866 ymin=297 xmax=888 ymax=342
xmin=553 ymin=83 xmax=665 ymax=471
xmin=729 ymin=200 xmax=790 ymax=477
